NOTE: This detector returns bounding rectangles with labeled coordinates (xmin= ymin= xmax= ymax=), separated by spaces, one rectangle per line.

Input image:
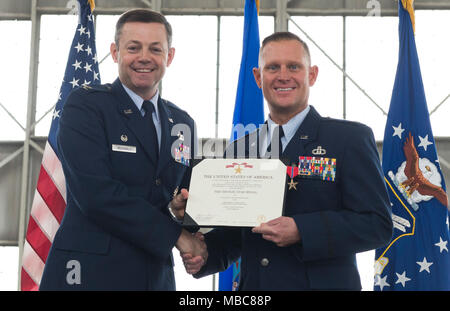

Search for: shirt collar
xmin=121 ymin=83 xmax=160 ymax=121
xmin=267 ymin=105 xmax=310 ymax=143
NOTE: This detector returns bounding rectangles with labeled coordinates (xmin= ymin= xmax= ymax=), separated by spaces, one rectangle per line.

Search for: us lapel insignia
xmin=123 ymin=109 xmax=133 ymax=115
xmin=312 ymin=146 xmax=326 ymax=155
xmin=168 ymin=118 xmax=174 ymax=123
xmin=300 ymin=135 xmax=309 ymax=140
xmin=120 ymin=134 xmax=128 ymax=142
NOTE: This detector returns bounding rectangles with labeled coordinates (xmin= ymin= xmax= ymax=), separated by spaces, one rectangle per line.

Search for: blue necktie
xmin=266 ymin=125 xmax=284 ymax=158
xmin=142 ymin=100 xmax=159 ymax=160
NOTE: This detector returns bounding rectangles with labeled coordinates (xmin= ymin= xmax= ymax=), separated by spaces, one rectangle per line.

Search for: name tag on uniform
xmin=112 ymin=144 xmax=136 ymax=153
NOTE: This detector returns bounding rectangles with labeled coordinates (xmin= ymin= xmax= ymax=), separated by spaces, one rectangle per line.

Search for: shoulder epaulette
xmin=163 ymin=98 xmax=189 ymax=114
xmin=81 ymin=83 xmax=112 ymax=93
xmin=321 ymin=117 xmax=369 ymax=132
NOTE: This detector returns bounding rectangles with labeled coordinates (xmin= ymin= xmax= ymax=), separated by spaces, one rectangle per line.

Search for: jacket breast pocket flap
xmin=53 ymin=229 xmax=111 ymax=255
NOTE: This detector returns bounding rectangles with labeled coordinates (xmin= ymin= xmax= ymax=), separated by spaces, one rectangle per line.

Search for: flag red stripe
xmin=21 ymin=267 xmax=39 ymax=291
xmin=42 ymin=142 xmax=67 ymax=201
xmin=26 ymin=216 xmax=52 ymax=263
xmin=21 ymin=241 xmax=45 ymax=289
xmin=36 ymin=165 xmax=66 ymax=223
xmin=30 ymin=190 xmax=60 ymax=242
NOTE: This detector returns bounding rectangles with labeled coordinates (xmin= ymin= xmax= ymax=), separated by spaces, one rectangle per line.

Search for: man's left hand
xmin=252 ymin=216 xmax=301 ymax=247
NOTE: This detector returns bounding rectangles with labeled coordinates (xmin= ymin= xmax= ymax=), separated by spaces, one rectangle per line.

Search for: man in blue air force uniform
xmin=183 ymin=32 xmax=393 ymax=290
xmin=40 ymin=9 xmax=206 ymax=290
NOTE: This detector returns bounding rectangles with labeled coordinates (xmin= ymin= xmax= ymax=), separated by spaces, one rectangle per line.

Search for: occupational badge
xmin=312 ymin=146 xmax=326 ymax=155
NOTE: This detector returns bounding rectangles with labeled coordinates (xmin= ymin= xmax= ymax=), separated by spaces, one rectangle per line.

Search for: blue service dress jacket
xmin=195 ymin=105 xmax=393 ymax=290
xmin=39 ymin=78 xmax=195 ymax=290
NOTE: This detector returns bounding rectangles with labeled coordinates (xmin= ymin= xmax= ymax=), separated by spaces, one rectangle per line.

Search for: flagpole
xmin=17 ymin=0 xmax=40 ymax=290
xmin=212 ymin=14 xmax=221 ymax=291
xmin=214 ymin=15 xmax=221 ymax=140
xmin=342 ymin=16 xmax=347 ymax=119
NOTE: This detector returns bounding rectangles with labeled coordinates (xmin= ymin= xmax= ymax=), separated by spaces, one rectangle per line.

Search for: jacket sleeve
xmin=292 ymin=125 xmax=393 ymax=261
xmin=194 ymin=227 xmax=242 ymax=278
xmin=57 ymin=90 xmax=182 ymax=259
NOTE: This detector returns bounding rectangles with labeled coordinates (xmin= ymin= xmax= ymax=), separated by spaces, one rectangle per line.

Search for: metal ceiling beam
xmin=2 ymin=0 xmax=450 ymax=20
xmin=275 ymin=0 xmax=289 ymax=31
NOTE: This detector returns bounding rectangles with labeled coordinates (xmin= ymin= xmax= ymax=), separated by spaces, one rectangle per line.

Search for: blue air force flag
xmin=374 ymin=0 xmax=449 ymax=291
xmin=219 ymin=0 xmax=263 ymax=291
xmin=230 ymin=0 xmax=264 ymax=141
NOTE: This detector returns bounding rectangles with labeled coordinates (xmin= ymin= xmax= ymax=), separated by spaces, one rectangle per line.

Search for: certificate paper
xmin=183 ymin=159 xmax=287 ymax=227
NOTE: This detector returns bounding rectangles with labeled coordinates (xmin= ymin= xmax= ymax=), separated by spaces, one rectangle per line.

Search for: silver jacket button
xmin=260 ymin=258 xmax=269 ymax=267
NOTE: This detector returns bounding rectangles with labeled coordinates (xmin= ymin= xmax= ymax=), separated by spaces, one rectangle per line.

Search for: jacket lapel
xmin=111 ymin=79 xmax=158 ymax=165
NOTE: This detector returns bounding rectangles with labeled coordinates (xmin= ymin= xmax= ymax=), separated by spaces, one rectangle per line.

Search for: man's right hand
xmin=180 ymin=232 xmax=206 ymax=274
xmin=175 ymin=229 xmax=208 ymax=272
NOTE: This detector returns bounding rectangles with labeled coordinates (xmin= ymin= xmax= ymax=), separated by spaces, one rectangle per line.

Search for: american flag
xmin=374 ymin=0 xmax=449 ymax=291
xmin=21 ymin=0 xmax=101 ymax=291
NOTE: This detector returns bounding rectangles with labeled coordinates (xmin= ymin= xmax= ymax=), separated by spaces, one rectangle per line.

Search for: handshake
xmin=169 ymin=188 xmax=302 ymax=275
xmin=170 ymin=189 xmax=207 ymax=275
xmin=175 ymin=230 xmax=207 ymax=275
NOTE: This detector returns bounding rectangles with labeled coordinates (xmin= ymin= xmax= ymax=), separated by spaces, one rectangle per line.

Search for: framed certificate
xmin=183 ymin=158 xmax=287 ymax=227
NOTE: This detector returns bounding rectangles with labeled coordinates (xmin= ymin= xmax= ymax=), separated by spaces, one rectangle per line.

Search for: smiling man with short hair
xmin=40 ymin=9 xmax=206 ymax=291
